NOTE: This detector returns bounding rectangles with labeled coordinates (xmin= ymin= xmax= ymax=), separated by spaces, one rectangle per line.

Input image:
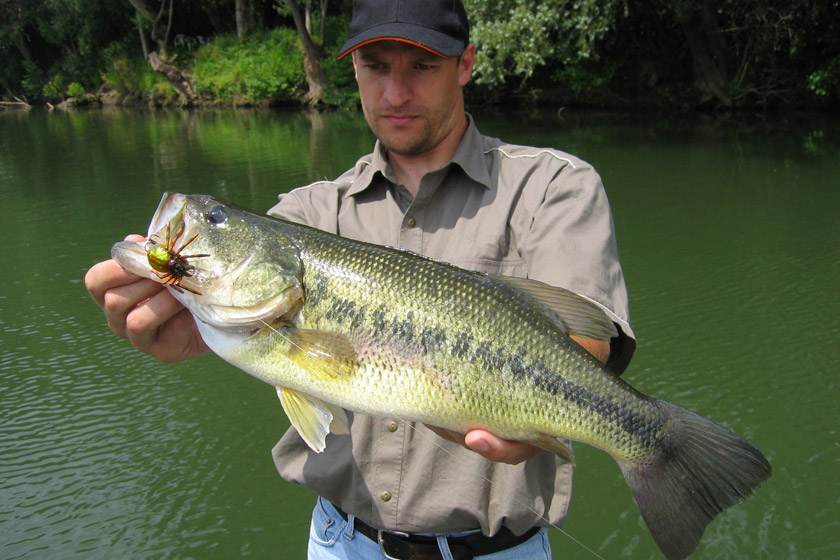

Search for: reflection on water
xmin=1 ymin=107 xmax=838 ymax=559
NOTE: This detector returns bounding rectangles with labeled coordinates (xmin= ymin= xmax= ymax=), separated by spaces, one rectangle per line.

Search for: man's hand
xmin=425 ymin=425 xmax=546 ymax=465
xmin=85 ymin=234 xmax=210 ymax=363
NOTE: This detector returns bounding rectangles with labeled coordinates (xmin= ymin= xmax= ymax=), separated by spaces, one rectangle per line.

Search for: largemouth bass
xmin=112 ymin=192 xmax=771 ymax=560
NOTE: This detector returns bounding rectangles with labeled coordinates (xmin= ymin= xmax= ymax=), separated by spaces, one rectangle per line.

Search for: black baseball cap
xmin=337 ymin=0 xmax=470 ymax=60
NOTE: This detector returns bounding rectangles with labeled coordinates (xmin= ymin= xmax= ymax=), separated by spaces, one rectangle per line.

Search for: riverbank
xmin=6 ymin=26 xmax=836 ymax=114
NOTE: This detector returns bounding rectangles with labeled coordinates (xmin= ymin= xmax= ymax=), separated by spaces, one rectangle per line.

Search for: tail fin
xmin=619 ymin=402 xmax=771 ymax=560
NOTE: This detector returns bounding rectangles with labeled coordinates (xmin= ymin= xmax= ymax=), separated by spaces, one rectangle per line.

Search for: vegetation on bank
xmin=1 ymin=0 xmax=838 ymax=111
xmin=97 ymin=28 xmax=318 ymax=108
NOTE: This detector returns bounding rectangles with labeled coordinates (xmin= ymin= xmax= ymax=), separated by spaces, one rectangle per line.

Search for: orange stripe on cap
xmin=337 ymin=37 xmax=456 ymax=60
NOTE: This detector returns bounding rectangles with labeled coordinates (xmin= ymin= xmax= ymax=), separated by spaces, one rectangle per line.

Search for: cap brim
xmin=337 ymin=23 xmax=465 ymax=59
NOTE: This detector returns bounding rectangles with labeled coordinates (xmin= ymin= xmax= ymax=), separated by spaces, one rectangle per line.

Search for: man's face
xmin=353 ymin=41 xmax=474 ymax=157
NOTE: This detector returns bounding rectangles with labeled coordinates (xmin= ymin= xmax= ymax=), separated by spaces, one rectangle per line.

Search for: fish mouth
xmin=112 ymin=192 xmax=202 ymax=292
xmin=111 ymin=239 xmax=151 ymax=278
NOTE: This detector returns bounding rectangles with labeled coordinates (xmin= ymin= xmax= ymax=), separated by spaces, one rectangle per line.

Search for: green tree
xmin=464 ymin=0 xmax=625 ymax=90
xmin=0 ymin=0 xmax=133 ymax=100
xmin=662 ymin=0 xmax=840 ymax=107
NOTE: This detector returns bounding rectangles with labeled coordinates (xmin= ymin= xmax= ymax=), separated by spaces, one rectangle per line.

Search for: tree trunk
xmin=285 ymin=0 xmax=327 ymax=105
xmin=303 ymin=53 xmax=328 ymax=105
xmin=148 ymin=51 xmax=196 ymax=105
xmin=13 ymin=31 xmax=34 ymax=64
xmin=235 ymin=0 xmax=256 ymax=39
xmin=319 ymin=0 xmax=327 ymax=43
xmin=127 ymin=0 xmax=171 ymax=53
xmin=677 ymin=0 xmax=731 ymax=107
xmin=129 ymin=0 xmax=192 ymax=105
xmin=136 ymin=9 xmax=150 ymax=59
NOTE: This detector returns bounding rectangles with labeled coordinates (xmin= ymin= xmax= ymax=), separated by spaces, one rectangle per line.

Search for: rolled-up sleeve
xmin=519 ymin=155 xmax=635 ymax=373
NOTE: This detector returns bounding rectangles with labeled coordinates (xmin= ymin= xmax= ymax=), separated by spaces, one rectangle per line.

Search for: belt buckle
xmin=377 ymin=529 xmax=411 ymax=560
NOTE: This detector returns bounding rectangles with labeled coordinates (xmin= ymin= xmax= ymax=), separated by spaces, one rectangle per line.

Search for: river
xmin=1 ymin=106 xmax=837 ymax=559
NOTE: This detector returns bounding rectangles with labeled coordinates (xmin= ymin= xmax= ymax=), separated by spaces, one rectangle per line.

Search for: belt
xmin=334 ymin=505 xmax=540 ymax=560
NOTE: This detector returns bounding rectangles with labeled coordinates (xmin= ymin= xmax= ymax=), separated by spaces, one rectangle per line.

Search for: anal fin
xmin=533 ymin=434 xmax=576 ymax=465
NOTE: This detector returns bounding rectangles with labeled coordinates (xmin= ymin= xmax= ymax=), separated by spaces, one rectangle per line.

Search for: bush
xmin=43 ymin=75 xmax=65 ymax=102
xmin=807 ymin=57 xmax=840 ymax=99
xmin=21 ymin=61 xmax=46 ymax=102
xmin=192 ymin=29 xmax=306 ymax=103
xmin=67 ymin=82 xmax=86 ymax=98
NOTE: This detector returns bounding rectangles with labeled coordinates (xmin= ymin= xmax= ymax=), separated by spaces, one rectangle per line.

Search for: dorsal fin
xmin=495 ymin=276 xmax=618 ymax=341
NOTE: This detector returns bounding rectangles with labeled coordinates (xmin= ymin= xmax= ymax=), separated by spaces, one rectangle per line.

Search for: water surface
xmin=1 ymin=107 xmax=837 ymax=559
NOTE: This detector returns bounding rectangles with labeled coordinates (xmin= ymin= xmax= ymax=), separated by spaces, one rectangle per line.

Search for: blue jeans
xmin=307 ymin=497 xmax=552 ymax=559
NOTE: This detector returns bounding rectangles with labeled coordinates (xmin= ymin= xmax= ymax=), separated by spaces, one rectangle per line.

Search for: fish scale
xmin=111 ymin=193 xmax=771 ymax=560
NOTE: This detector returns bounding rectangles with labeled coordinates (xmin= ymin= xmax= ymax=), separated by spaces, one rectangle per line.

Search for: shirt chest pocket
xmin=448 ymin=256 xmax=528 ymax=277
xmin=435 ymin=221 xmax=528 ymax=277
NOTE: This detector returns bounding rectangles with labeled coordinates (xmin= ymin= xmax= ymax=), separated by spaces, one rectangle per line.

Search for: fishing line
xmin=397 ymin=418 xmax=608 ymax=560
xmin=227 ymin=300 xmax=608 ymax=560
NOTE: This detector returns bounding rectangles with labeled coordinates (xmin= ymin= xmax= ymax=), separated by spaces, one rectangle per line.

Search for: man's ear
xmin=459 ymin=43 xmax=476 ymax=86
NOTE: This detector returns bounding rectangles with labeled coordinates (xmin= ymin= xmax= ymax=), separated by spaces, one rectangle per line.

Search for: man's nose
xmin=383 ymin=69 xmax=412 ymax=107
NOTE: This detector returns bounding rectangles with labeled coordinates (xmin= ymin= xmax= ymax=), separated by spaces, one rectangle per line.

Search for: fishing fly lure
xmin=145 ymin=224 xmax=209 ymax=295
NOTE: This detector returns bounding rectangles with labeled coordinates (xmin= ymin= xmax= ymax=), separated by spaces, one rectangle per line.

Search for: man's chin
xmin=378 ymin=133 xmax=431 ymax=157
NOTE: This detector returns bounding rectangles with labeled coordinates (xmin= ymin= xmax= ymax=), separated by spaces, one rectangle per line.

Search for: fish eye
xmin=206 ymin=205 xmax=228 ymax=225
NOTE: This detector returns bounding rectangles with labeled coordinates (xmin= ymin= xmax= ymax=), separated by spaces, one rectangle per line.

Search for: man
xmin=86 ymin=1 xmax=634 ymax=558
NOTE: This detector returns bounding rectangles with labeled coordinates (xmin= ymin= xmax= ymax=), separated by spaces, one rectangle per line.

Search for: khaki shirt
xmin=267 ymin=115 xmax=634 ymax=536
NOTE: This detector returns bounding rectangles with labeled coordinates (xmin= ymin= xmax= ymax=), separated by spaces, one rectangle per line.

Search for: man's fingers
xmin=463 ymin=430 xmax=544 ymax=465
xmin=99 ymin=278 xmax=165 ymax=337
xmin=85 ymin=259 xmax=143 ymax=308
xmin=85 ymin=235 xmax=209 ymax=363
xmin=426 ymin=426 xmax=546 ymax=465
xmin=84 ymin=234 xmax=147 ymax=307
xmin=124 ymin=289 xmax=188 ymax=352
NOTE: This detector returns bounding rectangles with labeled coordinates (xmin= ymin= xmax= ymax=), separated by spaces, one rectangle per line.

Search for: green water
xmin=1 ymin=107 xmax=837 ymax=559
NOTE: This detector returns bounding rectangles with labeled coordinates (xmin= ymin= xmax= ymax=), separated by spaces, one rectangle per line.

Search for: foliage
xmin=192 ymin=28 xmax=305 ymax=103
xmin=20 ymin=61 xmax=47 ymax=100
xmin=464 ymin=0 xmax=626 ymax=90
xmin=807 ymin=57 xmax=840 ymax=99
xmin=0 ymin=0 xmax=837 ymax=109
xmin=42 ymin=74 xmax=64 ymax=101
xmin=66 ymin=81 xmax=85 ymax=98
xmin=1 ymin=0 xmax=133 ymax=100
xmin=317 ymin=14 xmax=358 ymax=108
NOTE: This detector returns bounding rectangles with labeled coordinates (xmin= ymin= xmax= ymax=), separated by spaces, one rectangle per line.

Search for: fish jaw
xmin=111 ymin=239 xmax=154 ymax=278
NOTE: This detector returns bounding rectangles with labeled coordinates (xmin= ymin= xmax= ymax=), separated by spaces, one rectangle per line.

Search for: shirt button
xmin=387 ymin=421 xmax=399 ymax=432
xmin=380 ymin=491 xmax=392 ymax=502
xmin=407 ymin=217 xmax=416 ymax=228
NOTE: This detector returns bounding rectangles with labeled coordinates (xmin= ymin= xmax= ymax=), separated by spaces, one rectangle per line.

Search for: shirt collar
xmin=345 ymin=113 xmax=492 ymax=198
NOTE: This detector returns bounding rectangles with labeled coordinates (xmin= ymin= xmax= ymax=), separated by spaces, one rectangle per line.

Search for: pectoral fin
xmin=282 ymin=328 xmax=360 ymax=380
xmin=276 ymin=386 xmax=349 ymax=453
